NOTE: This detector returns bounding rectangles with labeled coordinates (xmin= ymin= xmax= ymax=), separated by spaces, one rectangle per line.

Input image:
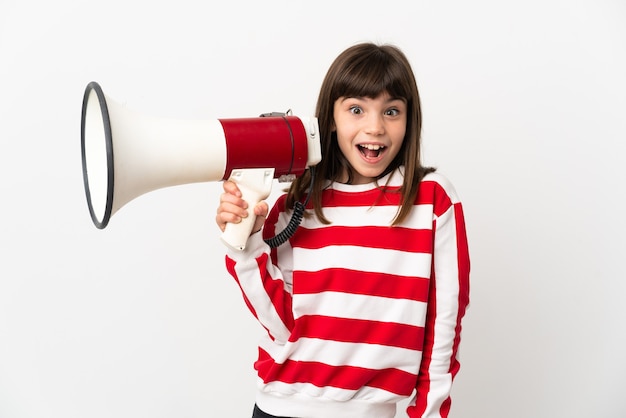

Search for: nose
xmin=364 ymin=114 xmax=385 ymax=136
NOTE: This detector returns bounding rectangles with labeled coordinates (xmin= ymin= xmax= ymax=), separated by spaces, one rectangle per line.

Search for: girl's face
xmin=333 ymin=92 xmax=407 ymax=184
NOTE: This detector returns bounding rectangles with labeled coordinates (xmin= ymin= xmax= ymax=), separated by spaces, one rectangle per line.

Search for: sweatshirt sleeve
xmin=407 ymin=177 xmax=471 ymax=418
xmin=224 ymin=198 xmax=295 ymax=345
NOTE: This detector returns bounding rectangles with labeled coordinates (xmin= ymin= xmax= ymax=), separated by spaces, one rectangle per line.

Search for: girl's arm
xmin=224 ymin=233 xmax=294 ymax=344
xmin=217 ymin=181 xmax=294 ymax=344
xmin=407 ymin=180 xmax=471 ymax=418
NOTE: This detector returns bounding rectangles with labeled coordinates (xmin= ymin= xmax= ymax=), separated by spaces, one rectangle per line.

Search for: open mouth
xmin=358 ymin=144 xmax=386 ymax=159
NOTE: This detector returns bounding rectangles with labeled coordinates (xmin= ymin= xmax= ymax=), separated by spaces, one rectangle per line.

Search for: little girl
xmin=216 ymin=42 xmax=470 ymax=418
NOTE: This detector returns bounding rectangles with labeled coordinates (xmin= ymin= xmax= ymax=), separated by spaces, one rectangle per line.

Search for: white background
xmin=1 ymin=1 xmax=625 ymax=417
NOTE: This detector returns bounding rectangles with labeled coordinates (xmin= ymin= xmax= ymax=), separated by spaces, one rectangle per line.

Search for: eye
xmin=349 ymin=105 xmax=363 ymax=115
xmin=385 ymin=108 xmax=401 ymax=116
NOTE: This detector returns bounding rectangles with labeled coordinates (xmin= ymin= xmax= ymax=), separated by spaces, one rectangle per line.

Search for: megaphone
xmin=80 ymin=81 xmax=321 ymax=250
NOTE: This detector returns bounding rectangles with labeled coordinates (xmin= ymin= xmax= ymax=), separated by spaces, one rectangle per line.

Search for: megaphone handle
xmin=221 ymin=168 xmax=275 ymax=251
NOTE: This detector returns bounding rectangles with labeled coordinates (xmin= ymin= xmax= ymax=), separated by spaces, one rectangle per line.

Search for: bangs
xmin=332 ymin=50 xmax=411 ymax=101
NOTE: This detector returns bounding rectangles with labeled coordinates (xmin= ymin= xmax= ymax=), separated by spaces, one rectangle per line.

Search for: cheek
xmin=393 ymin=124 xmax=407 ymax=145
xmin=334 ymin=124 xmax=350 ymax=144
xmin=336 ymin=133 xmax=352 ymax=153
xmin=334 ymin=130 xmax=356 ymax=157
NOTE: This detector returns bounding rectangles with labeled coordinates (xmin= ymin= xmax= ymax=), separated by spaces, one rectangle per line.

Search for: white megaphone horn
xmin=80 ymin=81 xmax=321 ymax=251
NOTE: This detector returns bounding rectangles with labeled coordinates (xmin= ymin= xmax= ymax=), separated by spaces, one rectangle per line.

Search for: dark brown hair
xmin=287 ymin=42 xmax=434 ymax=225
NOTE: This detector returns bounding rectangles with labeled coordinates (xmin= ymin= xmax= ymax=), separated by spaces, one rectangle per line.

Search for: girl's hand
xmin=215 ymin=180 xmax=268 ymax=235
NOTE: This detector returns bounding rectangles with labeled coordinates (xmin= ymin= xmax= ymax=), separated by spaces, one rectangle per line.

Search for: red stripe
xmin=225 ymin=256 xmax=257 ymax=317
xmin=289 ymin=315 xmax=424 ymax=351
xmin=292 ymin=225 xmax=433 ymax=253
xmin=225 ymin=254 xmax=294 ymax=338
xmin=225 ymin=255 xmax=264 ymax=329
xmin=410 ymin=261 xmax=437 ymax=417
xmin=294 ymin=269 xmax=430 ymax=302
xmin=320 ymin=187 xmax=402 ymax=207
xmin=431 ymin=182 xmax=453 ymax=217
xmin=450 ymin=202 xmax=470 ymax=377
xmin=454 ymin=202 xmax=471 ymax=315
xmin=318 ymin=180 xmax=439 ymax=208
xmin=256 ymin=252 xmax=295 ymax=331
xmin=255 ymin=348 xmax=416 ymax=396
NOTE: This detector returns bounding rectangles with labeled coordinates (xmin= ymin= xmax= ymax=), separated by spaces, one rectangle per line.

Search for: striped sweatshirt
xmin=224 ymin=170 xmax=470 ymax=418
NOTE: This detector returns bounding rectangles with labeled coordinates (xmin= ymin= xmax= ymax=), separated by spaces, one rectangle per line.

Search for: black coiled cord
xmin=264 ymin=167 xmax=315 ymax=249
xmin=264 ymin=201 xmax=305 ymax=248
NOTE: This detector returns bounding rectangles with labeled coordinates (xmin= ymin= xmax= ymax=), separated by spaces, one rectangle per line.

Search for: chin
xmin=350 ymin=167 xmax=384 ymax=183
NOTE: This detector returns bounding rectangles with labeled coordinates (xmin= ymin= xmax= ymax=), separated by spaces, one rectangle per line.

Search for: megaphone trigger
xmin=220 ymin=168 xmax=275 ymax=251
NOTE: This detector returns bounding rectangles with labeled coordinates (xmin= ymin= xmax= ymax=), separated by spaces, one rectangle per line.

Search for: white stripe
xmin=423 ymin=205 xmax=462 ymax=416
xmin=302 ymin=203 xmax=434 ymax=230
xmin=257 ymin=379 xmax=405 ymax=403
xmin=404 ymin=203 xmax=435 ymax=229
xmin=286 ymin=338 xmax=421 ymax=374
xmin=431 ymin=206 xmax=461 ymax=372
xmin=294 ymin=245 xmax=432 ymax=278
xmin=256 ymin=382 xmax=400 ymax=417
xmin=293 ymin=292 xmax=427 ymax=326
